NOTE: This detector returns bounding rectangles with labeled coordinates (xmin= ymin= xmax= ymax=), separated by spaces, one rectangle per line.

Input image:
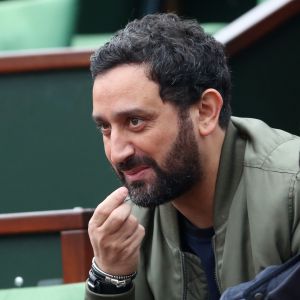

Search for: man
xmin=85 ymin=13 xmax=300 ymax=300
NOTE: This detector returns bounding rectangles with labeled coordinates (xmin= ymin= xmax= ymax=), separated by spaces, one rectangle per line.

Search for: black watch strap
xmin=87 ymin=269 xmax=133 ymax=294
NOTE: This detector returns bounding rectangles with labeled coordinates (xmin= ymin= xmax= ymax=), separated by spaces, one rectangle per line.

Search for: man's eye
xmin=97 ymin=123 xmax=111 ymax=134
xmin=129 ymin=118 xmax=143 ymax=127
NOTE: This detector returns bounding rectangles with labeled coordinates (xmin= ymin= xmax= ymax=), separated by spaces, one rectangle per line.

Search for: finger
xmin=89 ymin=186 xmax=128 ymax=228
xmin=118 ymin=224 xmax=145 ymax=258
xmin=101 ymin=224 xmax=145 ymax=261
xmin=124 ymin=224 xmax=145 ymax=248
xmin=104 ymin=214 xmax=139 ymax=242
xmin=101 ymin=202 xmax=132 ymax=235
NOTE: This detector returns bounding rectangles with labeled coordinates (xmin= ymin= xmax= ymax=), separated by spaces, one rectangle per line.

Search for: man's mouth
xmin=122 ymin=165 xmax=151 ymax=182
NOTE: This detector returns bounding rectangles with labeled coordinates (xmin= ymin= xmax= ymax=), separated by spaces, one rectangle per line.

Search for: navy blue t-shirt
xmin=179 ymin=213 xmax=220 ymax=300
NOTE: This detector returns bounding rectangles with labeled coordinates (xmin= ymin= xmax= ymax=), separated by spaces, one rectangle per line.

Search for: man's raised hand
xmin=88 ymin=187 xmax=145 ymax=275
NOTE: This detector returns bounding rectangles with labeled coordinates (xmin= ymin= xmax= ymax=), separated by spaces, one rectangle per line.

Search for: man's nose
xmin=109 ymin=131 xmax=135 ymax=165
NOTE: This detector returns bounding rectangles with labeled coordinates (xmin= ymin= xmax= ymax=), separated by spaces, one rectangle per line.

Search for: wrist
xmin=93 ymin=257 xmax=137 ymax=281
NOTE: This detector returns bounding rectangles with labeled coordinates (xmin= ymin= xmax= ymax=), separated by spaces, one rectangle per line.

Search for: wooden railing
xmin=0 ymin=48 xmax=92 ymax=74
xmin=0 ymin=208 xmax=94 ymax=283
xmin=214 ymin=0 xmax=300 ymax=56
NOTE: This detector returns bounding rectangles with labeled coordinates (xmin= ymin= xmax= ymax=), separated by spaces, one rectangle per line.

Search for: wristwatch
xmin=87 ymin=258 xmax=136 ymax=294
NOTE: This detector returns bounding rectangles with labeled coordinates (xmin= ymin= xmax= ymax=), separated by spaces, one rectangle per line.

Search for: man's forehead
xmin=93 ymin=66 xmax=155 ymax=99
xmin=92 ymin=65 xmax=163 ymax=108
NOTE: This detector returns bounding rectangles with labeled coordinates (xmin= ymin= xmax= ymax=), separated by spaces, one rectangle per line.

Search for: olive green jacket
xmin=86 ymin=117 xmax=300 ymax=300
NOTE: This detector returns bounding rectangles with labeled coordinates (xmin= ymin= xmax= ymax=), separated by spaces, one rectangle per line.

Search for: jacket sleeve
xmin=84 ymin=282 xmax=135 ymax=300
xmin=291 ymin=171 xmax=300 ymax=254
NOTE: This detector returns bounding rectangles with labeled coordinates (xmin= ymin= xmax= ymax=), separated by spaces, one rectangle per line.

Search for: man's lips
xmin=122 ymin=165 xmax=151 ymax=181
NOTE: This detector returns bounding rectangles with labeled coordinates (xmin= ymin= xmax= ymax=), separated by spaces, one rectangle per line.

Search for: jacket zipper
xmin=181 ymin=238 xmax=222 ymax=299
xmin=212 ymin=235 xmax=221 ymax=295
xmin=180 ymin=252 xmax=188 ymax=300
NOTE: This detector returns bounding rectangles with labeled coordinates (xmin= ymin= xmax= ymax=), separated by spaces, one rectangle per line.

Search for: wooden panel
xmin=0 ymin=209 xmax=94 ymax=234
xmin=0 ymin=233 xmax=62 ymax=288
xmin=0 ymin=209 xmax=94 ymax=284
xmin=61 ymin=229 xmax=93 ymax=283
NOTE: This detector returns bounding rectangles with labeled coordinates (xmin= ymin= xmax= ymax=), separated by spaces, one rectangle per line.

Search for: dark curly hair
xmin=91 ymin=13 xmax=231 ymax=128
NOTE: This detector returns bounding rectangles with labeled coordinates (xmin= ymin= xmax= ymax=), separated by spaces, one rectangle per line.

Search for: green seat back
xmin=71 ymin=33 xmax=113 ymax=48
xmin=0 ymin=282 xmax=85 ymax=300
xmin=0 ymin=0 xmax=78 ymax=51
xmin=201 ymin=22 xmax=227 ymax=35
xmin=71 ymin=24 xmax=226 ymax=48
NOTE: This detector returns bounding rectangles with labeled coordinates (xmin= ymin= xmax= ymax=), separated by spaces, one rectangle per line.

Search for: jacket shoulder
xmin=231 ymin=117 xmax=300 ymax=173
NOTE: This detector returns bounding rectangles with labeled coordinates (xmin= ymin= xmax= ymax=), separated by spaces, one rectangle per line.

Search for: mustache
xmin=116 ymin=156 xmax=157 ymax=172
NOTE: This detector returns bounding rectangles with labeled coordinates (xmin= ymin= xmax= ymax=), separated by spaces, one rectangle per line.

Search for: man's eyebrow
xmin=114 ymin=108 xmax=155 ymax=117
xmin=92 ymin=115 xmax=106 ymax=125
xmin=93 ymin=108 xmax=155 ymax=124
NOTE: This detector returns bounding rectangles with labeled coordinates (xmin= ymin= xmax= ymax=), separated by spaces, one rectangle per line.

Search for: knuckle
xmin=98 ymin=207 xmax=110 ymax=220
xmin=96 ymin=227 xmax=106 ymax=239
xmin=127 ymin=215 xmax=138 ymax=228
xmin=110 ymin=210 xmax=125 ymax=226
xmin=89 ymin=227 xmax=107 ymax=248
xmin=88 ymin=219 xmax=95 ymax=230
xmin=138 ymin=225 xmax=145 ymax=236
xmin=88 ymin=220 xmax=98 ymax=235
xmin=97 ymin=235 xmax=110 ymax=250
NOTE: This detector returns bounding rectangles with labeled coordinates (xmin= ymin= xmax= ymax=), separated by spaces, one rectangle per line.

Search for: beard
xmin=114 ymin=111 xmax=203 ymax=208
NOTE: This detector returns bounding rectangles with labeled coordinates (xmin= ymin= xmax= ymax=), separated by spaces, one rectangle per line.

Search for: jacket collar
xmin=158 ymin=120 xmax=246 ymax=250
xmin=213 ymin=120 xmax=246 ymax=231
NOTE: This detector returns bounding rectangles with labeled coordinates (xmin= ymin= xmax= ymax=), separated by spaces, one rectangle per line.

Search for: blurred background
xmin=0 ymin=0 xmax=299 ymax=291
xmin=0 ymin=0 xmax=258 ymax=51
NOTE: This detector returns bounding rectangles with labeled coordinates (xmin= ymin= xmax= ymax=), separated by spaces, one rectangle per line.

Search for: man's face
xmin=92 ymin=64 xmax=202 ymax=207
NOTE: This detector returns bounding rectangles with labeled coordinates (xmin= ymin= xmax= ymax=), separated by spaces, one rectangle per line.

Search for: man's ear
xmin=196 ymin=88 xmax=223 ymax=136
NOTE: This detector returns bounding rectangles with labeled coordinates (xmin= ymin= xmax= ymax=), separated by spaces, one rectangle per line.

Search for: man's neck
xmin=172 ymin=126 xmax=225 ymax=229
xmin=172 ymin=173 xmax=216 ymax=228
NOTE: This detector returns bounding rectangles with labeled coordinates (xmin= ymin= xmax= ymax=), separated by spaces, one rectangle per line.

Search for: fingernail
xmin=124 ymin=195 xmax=130 ymax=202
xmin=119 ymin=186 xmax=128 ymax=195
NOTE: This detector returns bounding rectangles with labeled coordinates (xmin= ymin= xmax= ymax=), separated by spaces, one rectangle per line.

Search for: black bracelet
xmin=87 ymin=258 xmax=136 ymax=295
xmin=91 ymin=257 xmax=137 ymax=287
xmin=87 ymin=269 xmax=133 ymax=294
